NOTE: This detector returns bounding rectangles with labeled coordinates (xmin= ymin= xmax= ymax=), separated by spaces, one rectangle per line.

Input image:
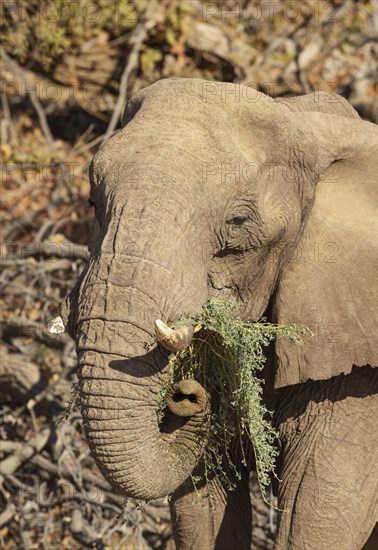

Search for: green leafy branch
xmin=160 ymin=299 xmax=311 ymax=504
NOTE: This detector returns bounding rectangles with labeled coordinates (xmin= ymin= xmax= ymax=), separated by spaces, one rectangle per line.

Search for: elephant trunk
xmin=70 ymin=249 xmax=209 ymax=500
xmin=64 ymin=198 xmax=209 ymax=500
xmin=77 ymin=340 xmax=208 ymax=500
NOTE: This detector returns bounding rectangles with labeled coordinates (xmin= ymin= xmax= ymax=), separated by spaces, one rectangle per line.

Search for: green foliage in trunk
xmin=161 ymin=299 xmax=311 ymax=504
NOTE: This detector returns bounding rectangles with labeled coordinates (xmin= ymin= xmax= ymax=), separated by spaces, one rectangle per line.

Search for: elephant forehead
xmin=90 ymin=79 xmax=292 ymax=204
xmin=124 ymin=77 xmax=269 ymax=113
xmin=91 ymin=90 xmax=276 ymax=188
xmin=91 ymin=144 xmax=272 ymax=213
xmin=91 ymin=129 xmax=241 ymax=189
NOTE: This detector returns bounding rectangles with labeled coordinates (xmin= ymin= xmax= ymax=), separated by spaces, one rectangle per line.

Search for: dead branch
xmin=0 ymin=424 xmax=52 ymax=478
xmin=0 ymin=499 xmax=16 ymax=528
xmin=2 ymin=240 xmax=90 ymax=262
xmin=1 ymin=318 xmax=71 ymax=348
xmin=0 ymin=49 xmax=56 ymax=153
xmin=0 ymin=90 xmax=17 ymax=145
xmin=101 ymin=2 xmax=165 ymax=144
xmin=0 ymin=441 xmax=23 ymax=454
xmin=30 ymin=453 xmax=125 ymax=506
xmin=0 ymin=352 xmax=42 ymax=404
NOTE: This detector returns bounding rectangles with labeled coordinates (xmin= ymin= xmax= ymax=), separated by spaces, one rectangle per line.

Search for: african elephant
xmin=58 ymin=79 xmax=377 ymax=549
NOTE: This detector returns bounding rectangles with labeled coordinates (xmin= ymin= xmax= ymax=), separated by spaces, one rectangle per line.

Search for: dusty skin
xmin=61 ymin=79 xmax=377 ymax=550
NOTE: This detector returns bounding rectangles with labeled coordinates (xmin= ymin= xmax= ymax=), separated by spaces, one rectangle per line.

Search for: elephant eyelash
xmin=87 ymin=198 xmax=95 ymax=209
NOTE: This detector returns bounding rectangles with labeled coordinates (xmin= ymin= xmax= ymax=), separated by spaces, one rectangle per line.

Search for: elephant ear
xmin=272 ymin=97 xmax=377 ymax=388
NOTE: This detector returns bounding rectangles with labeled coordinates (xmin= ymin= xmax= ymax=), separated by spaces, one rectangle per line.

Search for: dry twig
xmin=1 ymin=318 xmax=71 ymax=348
xmin=0 ymin=49 xmax=57 ymax=153
xmin=101 ymin=2 xmax=165 ymax=144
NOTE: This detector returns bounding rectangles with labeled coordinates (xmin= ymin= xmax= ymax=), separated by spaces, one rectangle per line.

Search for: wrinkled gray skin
xmin=63 ymin=79 xmax=377 ymax=550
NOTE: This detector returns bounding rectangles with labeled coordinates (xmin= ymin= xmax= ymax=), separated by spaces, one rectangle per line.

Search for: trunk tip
xmin=166 ymin=379 xmax=207 ymax=417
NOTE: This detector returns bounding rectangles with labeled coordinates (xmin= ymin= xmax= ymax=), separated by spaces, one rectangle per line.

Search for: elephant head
xmin=60 ymin=79 xmax=377 ymax=502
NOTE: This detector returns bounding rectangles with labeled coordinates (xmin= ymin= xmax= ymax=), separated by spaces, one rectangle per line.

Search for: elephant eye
xmin=87 ymin=198 xmax=96 ymax=209
xmin=228 ymin=215 xmax=249 ymax=226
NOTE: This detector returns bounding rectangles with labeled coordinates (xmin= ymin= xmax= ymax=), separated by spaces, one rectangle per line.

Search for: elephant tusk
xmin=46 ymin=316 xmax=66 ymax=334
xmin=154 ymin=320 xmax=194 ymax=352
